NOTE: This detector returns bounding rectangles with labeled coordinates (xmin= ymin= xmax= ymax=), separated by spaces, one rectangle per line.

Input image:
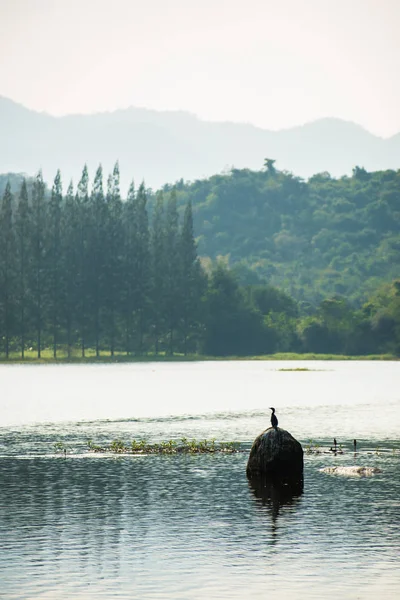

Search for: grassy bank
xmin=0 ymin=349 xmax=397 ymax=364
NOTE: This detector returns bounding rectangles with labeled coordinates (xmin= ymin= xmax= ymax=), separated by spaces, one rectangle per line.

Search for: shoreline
xmin=0 ymin=351 xmax=397 ymax=364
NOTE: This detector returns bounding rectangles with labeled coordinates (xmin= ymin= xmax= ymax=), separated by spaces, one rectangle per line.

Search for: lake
xmin=1 ymin=361 xmax=399 ymax=599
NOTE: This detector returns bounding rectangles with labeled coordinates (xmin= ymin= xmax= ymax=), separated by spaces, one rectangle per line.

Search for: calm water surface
xmin=1 ymin=361 xmax=399 ymax=599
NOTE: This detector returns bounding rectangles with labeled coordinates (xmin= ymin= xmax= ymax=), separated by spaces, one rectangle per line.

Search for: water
xmin=1 ymin=361 xmax=399 ymax=599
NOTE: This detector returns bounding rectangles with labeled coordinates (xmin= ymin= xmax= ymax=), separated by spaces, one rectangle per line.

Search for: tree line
xmin=1 ymin=164 xmax=399 ymax=359
xmin=0 ymin=164 xmax=204 ymax=358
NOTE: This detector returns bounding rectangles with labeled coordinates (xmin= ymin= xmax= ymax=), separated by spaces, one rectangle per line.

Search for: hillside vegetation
xmin=169 ymin=163 xmax=400 ymax=306
xmin=0 ymin=164 xmax=399 ymax=358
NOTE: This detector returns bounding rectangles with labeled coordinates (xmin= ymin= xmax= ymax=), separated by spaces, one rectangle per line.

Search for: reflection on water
xmin=1 ymin=361 xmax=400 ymax=599
xmin=248 ymin=474 xmax=304 ymax=549
xmin=248 ymin=475 xmax=303 ymax=511
xmin=1 ymin=450 xmax=400 ymax=599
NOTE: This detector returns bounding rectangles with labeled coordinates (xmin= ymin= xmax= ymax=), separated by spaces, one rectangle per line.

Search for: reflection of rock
xmin=248 ymin=475 xmax=303 ymax=505
xmin=248 ymin=475 xmax=303 ymax=530
xmin=246 ymin=427 xmax=304 ymax=480
xmin=320 ymin=466 xmax=382 ymax=477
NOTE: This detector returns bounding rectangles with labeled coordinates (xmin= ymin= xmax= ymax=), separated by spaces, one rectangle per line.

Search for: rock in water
xmin=246 ymin=427 xmax=304 ymax=479
xmin=320 ymin=466 xmax=381 ymax=476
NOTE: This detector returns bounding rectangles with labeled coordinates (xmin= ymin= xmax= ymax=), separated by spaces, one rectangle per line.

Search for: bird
xmin=269 ymin=407 xmax=278 ymax=428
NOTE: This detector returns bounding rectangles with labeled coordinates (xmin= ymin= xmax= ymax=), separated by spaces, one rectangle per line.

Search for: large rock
xmin=246 ymin=427 xmax=304 ymax=479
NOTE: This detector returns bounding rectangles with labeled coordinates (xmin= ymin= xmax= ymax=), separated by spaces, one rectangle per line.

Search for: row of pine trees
xmin=0 ymin=163 xmax=205 ymax=358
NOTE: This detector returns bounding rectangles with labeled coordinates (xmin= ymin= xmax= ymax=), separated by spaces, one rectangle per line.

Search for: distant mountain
xmin=1 ymin=96 xmax=399 ymax=190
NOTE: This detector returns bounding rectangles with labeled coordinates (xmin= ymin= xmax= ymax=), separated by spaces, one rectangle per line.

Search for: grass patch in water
xmin=305 ymin=439 xmax=344 ymax=454
xmin=278 ymin=367 xmax=314 ymax=371
xmin=82 ymin=437 xmax=241 ymax=455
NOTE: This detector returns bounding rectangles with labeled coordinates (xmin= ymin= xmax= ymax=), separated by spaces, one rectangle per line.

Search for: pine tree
xmin=15 ymin=179 xmax=31 ymax=358
xmin=90 ymin=165 xmax=106 ymax=357
xmin=122 ymin=180 xmax=136 ymax=354
xmin=0 ymin=182 xmax=16 ymax=357
xmin=180 ymin=200 xmax=203 ymax=354
xmin=105 ymin=162 xmax=123 ymax=355
xmin=76 ymin=165 xmax=89 ymax=356
xmin=150 ymin=191 xmax=166 ymax=354
xmin=164 ymin=189 xmax=181 ymax=354
xmin=61 ymin=180 xmax=77 ymax=358
xmin=133 ymin=181 xmax=150 ymax=354
xmin=48 ymin=170 xmax=63 ymax=358
xmin=31 ymin=171 xmax=46 ymax=358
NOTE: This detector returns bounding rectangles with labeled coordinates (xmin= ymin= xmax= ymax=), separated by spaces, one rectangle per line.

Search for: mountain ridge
xmin=0 ymin=95 xmax=392 ymax=136
xmin=1 ymin=95 xmax=399 ymax=189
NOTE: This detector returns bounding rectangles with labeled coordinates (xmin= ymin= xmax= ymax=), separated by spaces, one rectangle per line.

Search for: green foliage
xmin=54 ymin=441 xmax=67 ymax=453
xmin=305 ymin=440 xmax=321 ymax=454
xmin=0 ymin=181 xmax=16 ymax=357
xmin=109 ymin=439 xmax=126 ymax=452
xmin=171 ymin=165 xmax=400 ymax=306
xmin=0 ymin=168 xmax=206 ymax=358
xmin=203 ymin=262 xmax=274 ymax=356
xmin=1 ymin=164 xmax=400 ymax=359
xmin=87 ymin=439 xmax=103 ymax=452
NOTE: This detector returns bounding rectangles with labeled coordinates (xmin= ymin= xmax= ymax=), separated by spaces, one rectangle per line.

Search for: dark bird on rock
xmin=269 ymin=407 xmax=278 ymax=428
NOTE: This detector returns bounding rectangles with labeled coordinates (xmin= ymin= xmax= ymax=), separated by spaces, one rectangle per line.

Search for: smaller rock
xmin=320 ymin=466 xmax=382 ymax=477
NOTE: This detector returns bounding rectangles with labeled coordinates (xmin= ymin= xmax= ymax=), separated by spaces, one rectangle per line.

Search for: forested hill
xmin=1 ymin=164 xmax=399 ymax=357
xmin=1 ymin=164 xmax=399 ymax=307
xmin=170 ymin=164 xmax=400 ymax=306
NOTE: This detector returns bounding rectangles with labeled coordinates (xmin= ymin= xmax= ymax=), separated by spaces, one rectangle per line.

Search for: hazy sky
xmin=1 ymin=0 xmax=399 ymax=137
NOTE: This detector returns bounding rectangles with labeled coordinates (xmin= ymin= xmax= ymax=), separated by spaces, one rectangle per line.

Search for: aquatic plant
xmin=109 ymin=439 xmax=126 ymax=453
xmin=87 ymin=439 xmax=103 ymax=452
xmin=131 ymin=439 xmax=149 ymax=453
xmin=305 ymin=440 xmax=322 ymax=454
xmin=278 ymin=368 xmax=312 ymax=371
xmin=83 ymin=437 xmax=241 ymax=455
xmin=54 ymin=441 xmax=66 ymax=453
xmin=306 ymin=439 xmax=346 ymax=455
